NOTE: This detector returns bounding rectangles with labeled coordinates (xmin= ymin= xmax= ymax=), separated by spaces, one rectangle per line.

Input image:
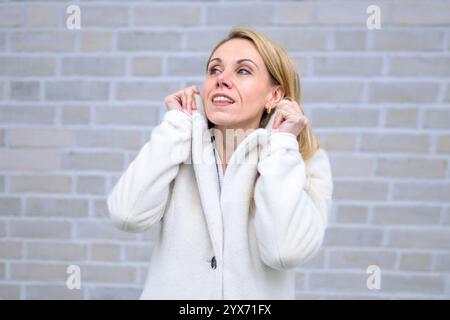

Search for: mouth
xmin=211 ymin=94 xmax=236 ymax=107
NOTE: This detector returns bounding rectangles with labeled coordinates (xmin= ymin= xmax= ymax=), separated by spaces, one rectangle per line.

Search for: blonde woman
xmin=107 ymin=28 xmax=333 ymax=299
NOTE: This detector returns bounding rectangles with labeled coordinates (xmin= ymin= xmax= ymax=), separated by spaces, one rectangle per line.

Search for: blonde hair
xmin=205 ymin=27 xmax=321 ymax=161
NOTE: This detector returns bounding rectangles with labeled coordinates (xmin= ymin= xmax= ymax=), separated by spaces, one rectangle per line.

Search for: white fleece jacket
xmin=107 ymin=107 xmax=333 ymax=300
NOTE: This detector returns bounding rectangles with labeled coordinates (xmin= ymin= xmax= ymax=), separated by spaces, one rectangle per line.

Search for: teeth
xmin=213 ymin=96 xmax=234 ymax=103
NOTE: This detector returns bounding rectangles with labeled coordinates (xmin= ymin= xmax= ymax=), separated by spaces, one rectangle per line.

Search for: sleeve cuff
xmin=163 ymin=109 xmax=192 ymax=133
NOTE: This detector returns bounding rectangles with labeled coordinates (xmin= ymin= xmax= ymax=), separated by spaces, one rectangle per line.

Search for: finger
xmin=180 ymin=93 xmax=186 ymax=110
xmin=184 ymin=90 xmax=191 ymax=114
xmin=191 ymin=92 xmax=197 ymax=110
xmin=272 ymin=111 xmax=283 ymax=129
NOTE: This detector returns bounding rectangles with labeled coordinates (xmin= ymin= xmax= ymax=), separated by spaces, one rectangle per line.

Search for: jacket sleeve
xmin=254 ymin=132 xmax=333 ymax=270
xmin=107 ymin=109 xmax=192 ymax=233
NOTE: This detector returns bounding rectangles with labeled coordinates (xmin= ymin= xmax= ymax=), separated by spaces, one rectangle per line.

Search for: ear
xmin=265 ymin=85 xmax=285 ymax=108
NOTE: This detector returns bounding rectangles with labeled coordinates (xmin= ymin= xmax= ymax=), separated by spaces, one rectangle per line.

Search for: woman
xmin=107 ymin=28 xmax=333 ymax=300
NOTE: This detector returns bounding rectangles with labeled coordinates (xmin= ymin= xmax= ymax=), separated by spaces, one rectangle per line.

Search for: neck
xmin=212 ymin=116 xmax=262 ymax=165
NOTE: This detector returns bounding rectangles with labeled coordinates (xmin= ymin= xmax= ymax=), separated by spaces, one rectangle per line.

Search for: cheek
xmin=239 ymin=86 xmax=266 ymax=113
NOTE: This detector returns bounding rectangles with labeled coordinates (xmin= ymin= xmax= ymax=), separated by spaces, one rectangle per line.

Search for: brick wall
xmin=0 ymin=0 xmax=449 ymax=299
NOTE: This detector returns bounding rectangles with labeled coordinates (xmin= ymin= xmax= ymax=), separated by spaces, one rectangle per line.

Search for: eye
xmin=238 ymin=68 xmax=251 ymax=75
xmin=208 ymin=67 xmax=220 ymax=75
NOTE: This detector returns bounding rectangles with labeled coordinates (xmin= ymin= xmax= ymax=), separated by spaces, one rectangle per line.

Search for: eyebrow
xmin=208 ymin=57 xmax=259 ymax=69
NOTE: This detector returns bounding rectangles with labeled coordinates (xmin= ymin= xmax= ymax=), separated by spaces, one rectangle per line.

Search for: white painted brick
xmin=61 ymin=152 xmax=123 ymax=171
xmin=433 ymin=253 xmax=450 ymax=272
xmin=95 ymin=106 xmax=159 ymax=126
xmin=93 ymin=199 xmax=109 ymax=218
xmin=372 ymin=205 xmax=441 ymax=225
xmin=26 ymin=197 xmax=88 ymax=217
xmin=324 ymin=226 xmax=384 ymax=247
xmin=389 ymin=57 xmax=450 ymax=77
xmin=0 ymin=285 xmax=21 ymax=299
xmin=80 ymin=31 xmax=113 ymax=52
xmin=10 ymin=175 xmax=71 ymax=194
xmin=334 ymin=181 xmax=389 ymax=201
xmin=423 ymin=109 xmax=450 ymax=129
xmin=0 ymin=5 xmax=24 ymax=27
xmin=313 ymin=56 xmax=382 ymax=76
xmin=0 ymin=57 xmax=56 ymax=76
xmin=90 ymin=243 xmax=121 ymax=261
xmin=315 ymin=1 xmax=388 ymax=25
xmin=10 ymin=81 xmax=40 ymax=101
xmin=75 ymin=129 xmax=142 ymax=149
xmin=61 ymin=106 xmax=90 ymax=125
xmin=311 ymin=107 xmax=379 ymax=128
xmin=185 ymin=30 xmax=229 ymax=51
xmin=11 ymin=262 xmax=67 ymax=281
xmin=82 ymin=264 xmax=136 ymax=284
xmin=335 ymin=205 xmax=369 ymax=224
xmin=393 ymin=182 xmax=450 ymax=202
xmin=26 ymin=4 xmax=61 ymax=28
xmin=329 ymin=249 xmax=396 ymax=269
xmin=0 ymin=240 xmax=22 ymax=259
xmin=26 ymin=242 xmax=87 ymax=261
xmin=76 ymin=175 xmax=105 ymax=195
xmin=389 ymin=229 xmax=450 ymax=249
xmin=167 ymin=56 xmax=208 ymax=76
xmin=302 ymin=81 xmax=363 ymax=103
xmin=132 ymin=57 xmax=162 ymax=76
xmin=382 ymin=274 xmax=445 ymax=294
xmin=369 ymin=82 xmax=439 ymax=103
xmin=75 ymin=219 xmax=140 ymax=241
xmin=376 ymin=158 xmax=447 ymax=178
xmin=263 ymin=29 xmax=331 ymax=51
xmin=316 ymin=132 xmax=358 ymax=151
xmin=309 ymin=272 xmax=368 ymax=292
xmin=385 ymin=108 xmax=418 ymax=128
xmin=82 ymin=6 xmax=129 ymax=27
xmin=134 ymin=5 xmax=201 ymax=26
xmin=399 ymin=253 xmax=432 ymax=271
xmin=274 ymin=2 xmax=314 ymax=25
xmin=335 ymin=31 xmax=366 ymax=50
xmin=0 ymin=196 xmax=21 ymax=216
xmin=26 ymin=285 xmax=84 ymax=300
xmin=0 ymin=106 xmax=55 ymax=125
xmin=0 ymin=150 xmax=59 ymax=172
xmin=8 ymin=127 xmax=73 ymax=148
xmin=62 ymin=57 xmax=126 ymax=77
xmin=87 ymin=286 xmax=141 ymax=300
xmin=391 ymin=2 xmax=450 ymax=25
xmin=115 ymin=81 xmax=179 ymax=101
xmin=46 ymin=81 xmax=109 ymax=101
xmin=123 ymin=244 xmax=152 ymax=262
xmin=10 ymin=220 xmax=72 ymax=239
xmin=371 ymin=30 xmax=444 ymax=51
xmin=206 ymin=5 xmax=273 ymax=25
xmin=118 ymin=31 xmax=181 ymax=51
xmin=436 ymin=135 xmax=450 ymax=154
xmin=11 ymin=32 xmax=76 ymax=52
xmin=329 ymin=154 xmax=374 ymax=177
xmin=360 ymin=133 xmax=430 ymax=153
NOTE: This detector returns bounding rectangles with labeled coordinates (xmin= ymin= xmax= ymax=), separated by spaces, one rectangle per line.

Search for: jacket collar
xmin=190 ymin=110 xmax=278 ymax=261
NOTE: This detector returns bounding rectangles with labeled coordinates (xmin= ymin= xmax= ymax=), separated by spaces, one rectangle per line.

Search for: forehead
xmin=211 ymin=38 xmax=263 ymax=64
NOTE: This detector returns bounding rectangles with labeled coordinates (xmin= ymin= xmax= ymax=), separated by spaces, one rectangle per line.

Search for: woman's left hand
xmin=272 ymin=99 xmax=308 ymax=137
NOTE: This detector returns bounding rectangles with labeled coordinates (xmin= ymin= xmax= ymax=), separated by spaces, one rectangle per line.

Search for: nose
xmin=216 ymin=71 xmax=233 ymax=89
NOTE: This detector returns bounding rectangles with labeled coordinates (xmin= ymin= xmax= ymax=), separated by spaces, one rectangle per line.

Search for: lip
xmin=211 ymin=93 xmax=236 ymax=104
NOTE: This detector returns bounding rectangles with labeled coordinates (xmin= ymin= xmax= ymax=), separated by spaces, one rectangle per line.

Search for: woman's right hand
xmin=164 ymin=86 xmax=201 ymax=116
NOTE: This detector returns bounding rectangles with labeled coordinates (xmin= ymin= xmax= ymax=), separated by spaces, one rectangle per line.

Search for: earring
xmin=266 ymin=104 xmax=273 ymax=114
